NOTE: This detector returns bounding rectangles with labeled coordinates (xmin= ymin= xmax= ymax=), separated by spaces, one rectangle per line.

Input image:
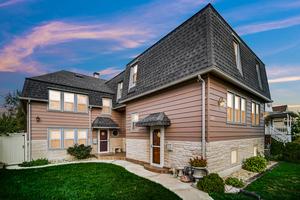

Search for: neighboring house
xmin=265 ymin=105 xmax=298 ymax=143
xmin=21 ymin=4 xmax=271 ymax=176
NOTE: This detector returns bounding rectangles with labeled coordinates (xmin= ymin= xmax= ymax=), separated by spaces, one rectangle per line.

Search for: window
xmin=131 ymin=113 xmax=139 ymax=131
xmin=233 ymin=38 xmax=243 ymax=75
xmin=253 ymin=146 xmax=258 ymax=156
xmin=241 ymin=98 xmax=246 ymax=123
xmin=231 ymin=150 xmax=237 ymax=164
xmin=49 ymin=90 xmax=61 ymax=110
xmin=117 ymin=82 xmax=123 ymax=100
xmin=77 ymin=129 xmax=88 ymax=145
xmin=64 ymin=92 xmax=74 ymax=112
xmin=102 ymin=98 xmax=112 ymax=114
xmin=64 ymin=129 xmax=75 ymax=148
xmin=256 ymin=63 xmax=263 ymax=90
xmin=235 ymin=96 xmax=241 ymax=123
xmin=227 ymin=92 xmax=234 ymax=122
xmin=227 ymin=92 xmax=246 ymax=124
xmin=49 ymin=129 xmax=62 ymax=149
xmin=77 ymin=94 xmax=88 ymax=113
xmin=129 ymin=64 xmax=138 ymax=89
xmin=252 ymin=102 xmax=260 ymax=126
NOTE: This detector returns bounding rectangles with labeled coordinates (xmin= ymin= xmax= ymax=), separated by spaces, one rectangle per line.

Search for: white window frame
xmin=256 ymin=63 xmax=263 ymax=90
xmin=48 ymin=128 xmax=62 ymax=149
xmin=49 ymin=90 xmax=62 ymax=111
xmin=63 ymin=92 xmax=75 ymax=112
xmin=77 ymin=129 xmax=88 ymax=145
xmin=76 ymin=94 xmax=88 ymax=113
xmin=102 ymin=98 xmax=112 ymax=115
xmin=233 ymin=38 xmax=243 ymax=76
xmin=117 ymin=82 xmax=123 ymax=100
xmin=63 ymin=129 xmax=76 ymax=148
xmin=131 ymin=113 xmax=139 ymax=131
xmin=251 ymin=101 xmax=260 ymax=126
xmin=227 ymin=91 xmax=246 ymax=124
xmin=129 ymin=64 xmax=138 ymax=89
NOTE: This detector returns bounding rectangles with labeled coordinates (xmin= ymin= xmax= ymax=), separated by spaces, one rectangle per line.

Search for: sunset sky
xmin=0 ymin=0 xmax=300 ymax=106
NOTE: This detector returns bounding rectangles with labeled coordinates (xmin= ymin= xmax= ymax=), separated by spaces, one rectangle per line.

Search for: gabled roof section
xmin=30 ymin=70 xmax=114 ymax=94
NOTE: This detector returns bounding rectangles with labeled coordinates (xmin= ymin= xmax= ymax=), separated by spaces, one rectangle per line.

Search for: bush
xmin=197 ymin=173 xmax=224 ymax=193
xmin=242 ymin=156 xmax=267 ymax=173
xmin=270 ymin=138 xmax=285 ymax=156
xmin=282 ymin=142 xmax=300 ymax=163
xmin=189 ymin=156 xmax=207 ymax=167
xmin=19 ymin=158 xmax=49 ymax=167
xmin=225 ymin=177 xmax=245 ymax=188
xmin=67 ymin=144 xmax=92 ymax=159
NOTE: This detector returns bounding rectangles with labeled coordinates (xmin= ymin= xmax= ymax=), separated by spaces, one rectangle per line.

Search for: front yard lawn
xmin=211 ymin=162 xmax=300 ymax=200
xmin=0 ymin=163 xmax=181 ymax=200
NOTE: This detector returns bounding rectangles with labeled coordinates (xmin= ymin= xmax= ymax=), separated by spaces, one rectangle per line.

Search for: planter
xmin=192 ymin=166 xmax=209 ymax=180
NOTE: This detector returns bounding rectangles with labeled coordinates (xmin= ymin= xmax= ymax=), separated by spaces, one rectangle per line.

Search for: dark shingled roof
xmin=136 ymin=112 xmax=171 ymax=127
xmin=22 ymin=71 xmax=114 ymax=107
xmin=115 ymin=4 xmax=270 ymax=102
xmin=273 ymin=105 xmax=288 ymax=112
xmin=92 ymin=117 xmax=119 ymax=128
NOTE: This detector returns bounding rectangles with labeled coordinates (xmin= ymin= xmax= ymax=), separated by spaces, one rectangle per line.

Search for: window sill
xmin=47 ymin=109 xmax=88 ymax=115
xmin=226 ymin=122 xmax=247 ymax=126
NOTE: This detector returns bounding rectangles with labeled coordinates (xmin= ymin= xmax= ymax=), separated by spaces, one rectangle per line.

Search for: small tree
xmin=292 ymin=112 xmax=300 ymax=140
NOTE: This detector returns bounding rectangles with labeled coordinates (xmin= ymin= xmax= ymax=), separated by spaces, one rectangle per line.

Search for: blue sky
xmin=0 ymin=0 xmax=300 ymax=106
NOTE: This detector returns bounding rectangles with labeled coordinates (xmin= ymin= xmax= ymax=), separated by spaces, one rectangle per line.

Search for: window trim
xmin=117 ymin=81 xmax=123 ymax=100
xmin=233 ymin=37 xmax=243 ymax=76
xmin=102 ymin=98 xmax=112 ymax=115
xmin=227 ymin=91 xmax=247 ymax=125
xmin=48 ymin=128 xmax=89 ymax=150
xmin=48 ymin=90 xmax=62 ymax=111
xmin=131 ymin=113 xmax=139 ymax=132
xmin=129 ymin=64 xmax=138 ymax=89
xmin=251 ymin=101 xmax=261 ymax=126
xmin=76 ymin=94 xmax=89 ymax=113
xmin=63 ymin=92 xmax=75 ymax=112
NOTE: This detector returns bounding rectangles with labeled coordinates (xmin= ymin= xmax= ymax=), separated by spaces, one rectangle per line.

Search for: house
xmin=265 ymin=105 xmax=298 ymax=144
xmin=21 ymin=4 xmax=271 ymax=176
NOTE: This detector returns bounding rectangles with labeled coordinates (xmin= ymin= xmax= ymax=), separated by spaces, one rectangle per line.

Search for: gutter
xmin=27 ymin=100 xmax=32 ymax=161
xmin=197 ymin=75 xmax=206 ymax=158
xmin=19 ymin=97 xmax=48 ymax=102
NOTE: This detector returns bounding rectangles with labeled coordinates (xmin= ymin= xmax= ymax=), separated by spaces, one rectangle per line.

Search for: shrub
xmin=270 ymin=138 xmax=285 ymax=156
xmin=282 ymin=142 xmax=300 ymax=163
xmin=242 ymin=156 xmax=267 ymax=173
xmin=225 ymin=177 xmax=245 ymax=188
xmin=189 ymin=156 xmax=207 ymax=167
xmin=19 ymin=158 xmax=49 ymax=167
xmin=197 ymin=173 xmax=224 ymax=193
xmin=67 ymin=144 xmax=92 ymax=159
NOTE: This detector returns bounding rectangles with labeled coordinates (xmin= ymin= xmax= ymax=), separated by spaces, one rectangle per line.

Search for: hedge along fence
xmin=270 ymin=138 xmax=300 ymax=163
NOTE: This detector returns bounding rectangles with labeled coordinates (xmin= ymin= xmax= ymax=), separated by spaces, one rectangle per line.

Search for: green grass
xmin=0 ymin=163 xmax=181 ymax=200
xmin=211 ymin=162 xmax=300 ymax=200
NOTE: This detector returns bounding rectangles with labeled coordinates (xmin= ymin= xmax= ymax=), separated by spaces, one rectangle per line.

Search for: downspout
xmin=28 ymin=100 xmax=32 ymax=161
xmin=89 ymin=106 xmax=92 ymax=145
xmin=198 ymin=75 xmax=206 ymax=158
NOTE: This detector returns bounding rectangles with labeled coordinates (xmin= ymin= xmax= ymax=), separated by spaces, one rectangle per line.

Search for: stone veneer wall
xmin=126 ymin=138 xmax=150 ymax=163
xmin=206 ymin=137 xmax=264 ymax=176
xmin=164 ymin=140 xmax=202 ymax=168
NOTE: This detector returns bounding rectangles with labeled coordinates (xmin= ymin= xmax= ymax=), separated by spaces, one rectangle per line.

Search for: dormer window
xmin=233 ymin=38 xmax=243 ymax=75
xmin=117 ymin=82 xmax=123 ymax=100
xmin=256 ymin=62 xmax=263 ymax=90
xmin=129 ymin=64 xmax=138 ymax=89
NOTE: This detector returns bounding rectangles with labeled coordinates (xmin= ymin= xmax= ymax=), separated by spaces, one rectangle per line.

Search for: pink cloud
xmin=267 ymin=65 xmax=300 ymax=83
xmin=99 ymin=67 xmax=123 ymax=78
xmin=237 ymin=15 xmax=300 ymax=35
xmin=0 ymin=21 xmax=150 ymax=74
xmin=269 ymin=76 xmax=300 ymax=83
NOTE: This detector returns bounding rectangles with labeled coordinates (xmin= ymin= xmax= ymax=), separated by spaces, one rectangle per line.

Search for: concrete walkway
xmin=7 ymin=159 xmax=212 ymax=200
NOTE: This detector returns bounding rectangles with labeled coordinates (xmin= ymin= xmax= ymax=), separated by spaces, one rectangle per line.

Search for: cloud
xmin=236 ymin=15 xmax=300 ymax=35
xmin=0 ymin=21 xmax=150 ymax=74
xmin=0 ymin=0 xmax=25 ymax=8
xmin=269 ymin=76 xmax=300 ymax=83
xmin=99 ymin=67 xmax=123 ymax=78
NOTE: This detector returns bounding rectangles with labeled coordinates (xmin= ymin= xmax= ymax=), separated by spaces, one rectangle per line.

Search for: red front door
xmin=99 ymin=130 xmax=108 ymax=152
xmin=152 ymin=129 xmax=161 ymax=165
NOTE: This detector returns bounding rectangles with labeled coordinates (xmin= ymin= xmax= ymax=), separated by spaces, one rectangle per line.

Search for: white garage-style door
xmin=0 ymin=133 xmax=27 ymax=165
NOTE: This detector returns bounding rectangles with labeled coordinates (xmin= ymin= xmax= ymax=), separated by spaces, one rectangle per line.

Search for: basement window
xmin=231 ymin=149 xmax=238 ymax=164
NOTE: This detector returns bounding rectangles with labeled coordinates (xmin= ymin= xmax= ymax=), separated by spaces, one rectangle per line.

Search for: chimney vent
xmin=93 ymin=72 xmax=100 ymax=78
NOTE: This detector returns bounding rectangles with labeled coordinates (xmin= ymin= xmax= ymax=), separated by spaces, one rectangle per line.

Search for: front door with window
xmin=99 ymin=130 xmax=109 ymax=153
xmin=150 ymin=127 xmax=164 ymax=167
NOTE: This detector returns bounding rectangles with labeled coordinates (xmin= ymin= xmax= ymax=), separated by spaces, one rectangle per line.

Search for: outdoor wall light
xmin=36 ymin=116 xmax=41 ymax=122
xmin=218 ymin=97 xmax=226 ymax=108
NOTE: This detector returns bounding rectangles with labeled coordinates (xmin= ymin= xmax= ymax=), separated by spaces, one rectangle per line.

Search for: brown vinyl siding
xmin=31 ymin=102 xmax=125 ymax=140
xmin=126 ymin=80 xmax=203 ymax=141
xmin=207 ymin=75 xmax=265 ymax=141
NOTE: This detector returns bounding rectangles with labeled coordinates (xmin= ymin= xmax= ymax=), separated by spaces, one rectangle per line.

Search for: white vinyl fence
xmin=0 ymin=133 xmax=27 ymax=165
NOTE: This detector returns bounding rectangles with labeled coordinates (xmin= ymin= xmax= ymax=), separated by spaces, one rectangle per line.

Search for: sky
xmin=0 ymin=0 xmax=300 ymax=106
